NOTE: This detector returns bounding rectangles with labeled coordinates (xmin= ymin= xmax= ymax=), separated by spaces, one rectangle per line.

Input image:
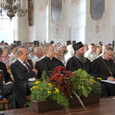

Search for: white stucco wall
xmin=16 ymin=0 xmax=115 ymax=45
xmin=86 ymin=0 xmax=112 ymax=45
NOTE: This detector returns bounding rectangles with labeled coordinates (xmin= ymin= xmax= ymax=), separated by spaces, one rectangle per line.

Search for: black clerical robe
xmin=66 ymin=56 xmax=92 ymax=74
xmin=66 ymin=56 xmax=107 ymax=97
xmin=92 ymin=56 xmax=115 ymax=96
xmin=92 ymin=56 xmax=115 ymax=80
xmin=35 ymin=56 xmax=65 ymax=78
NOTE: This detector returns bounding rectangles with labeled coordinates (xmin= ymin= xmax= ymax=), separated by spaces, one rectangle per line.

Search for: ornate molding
xmin=50 ymin=18 xmax=64 ymax=39
xmin=87 ymin=11 xmax=109 ymax=41
xmin=68 ymin=0 xmax=80 ymax=8
xmin=49 ymin=0 xmax=65 ymax=40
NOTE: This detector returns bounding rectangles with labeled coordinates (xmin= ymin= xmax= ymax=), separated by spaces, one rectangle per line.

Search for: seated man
xmin=66 ymin=42 xmax=92 ymax=73
xmin=32 ymin=47 xmax=44 ymax=64
xmin=66 ymin=42 xmax=107 ymax=97
xmin=10 ymin=48 xmax=38 ymax=96
xmin=0 ymin=47 xmax=27 ymax=109
xmin=85 ymin=43 xmax=98 ymax=62
xmin=92 ymin=46 xmax=115 ymax=96
xmin=36 ymin=44 xmax=65 ymax=78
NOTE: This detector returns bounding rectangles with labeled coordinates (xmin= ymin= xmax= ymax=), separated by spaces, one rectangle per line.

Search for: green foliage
xmin=30 ymin=68 xmax=101 ymax=114
xmin=91 ymin=81 xmax=101 ymax=94
xmin=30 ymin=71 xmax=69 ymax=113
xmin=72 ymin=69 xmax=101 ymax=97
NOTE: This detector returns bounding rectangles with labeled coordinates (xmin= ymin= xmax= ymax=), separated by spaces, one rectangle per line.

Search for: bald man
xmin=10 ymin=48 xmax=38 ymax=96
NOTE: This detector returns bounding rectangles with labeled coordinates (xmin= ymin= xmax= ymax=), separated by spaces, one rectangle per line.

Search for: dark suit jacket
xmin=0 ymin=61 xmax=12 ymax=83
xmin=0 ymin=61 xmax=27 ymax=109
xmin=10 ymin=59 xmax=37 ymax=95
xmin=35 ymin=56 xmax=65 ymax=78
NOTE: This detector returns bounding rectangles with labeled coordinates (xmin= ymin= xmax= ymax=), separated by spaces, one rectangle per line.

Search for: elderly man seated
xmin=0 ymin=47 xmax=27 ymax=109
xmin=10 ymin=47 xmax=38 ymax=96
xmin=92 ymin=46 xmax=115 ymax=97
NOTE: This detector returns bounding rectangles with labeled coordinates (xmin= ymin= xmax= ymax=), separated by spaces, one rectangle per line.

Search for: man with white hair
xmin=32 ymin=47 xmax=44 ymax=64
xmin=64 ymin=44 xmax=74 ymax=66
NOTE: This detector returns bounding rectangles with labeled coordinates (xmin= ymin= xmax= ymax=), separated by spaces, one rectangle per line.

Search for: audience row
xmin=0 ymin=40 xmax=115 ymax=110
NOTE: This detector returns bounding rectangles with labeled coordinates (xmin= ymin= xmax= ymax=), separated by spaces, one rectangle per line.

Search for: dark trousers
xmin=101 ymin=83 xmax=107 ymax=97
xmin=102 ymin=82 xmax=115 ymax=97
xmin=3 ymin=83 xmax=28 ymax=109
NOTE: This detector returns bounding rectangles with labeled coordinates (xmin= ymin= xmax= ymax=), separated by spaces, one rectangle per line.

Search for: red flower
xmin=46 ymin=66 xmax=74 ymax=98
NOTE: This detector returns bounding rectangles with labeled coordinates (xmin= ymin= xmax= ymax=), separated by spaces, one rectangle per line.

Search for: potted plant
xmin=30 ymin=66 xmax=101 ymax=114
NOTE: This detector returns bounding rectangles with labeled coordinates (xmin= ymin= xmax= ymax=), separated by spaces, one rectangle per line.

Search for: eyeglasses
xmin=106 ymin=52 xmax=113 ymax=57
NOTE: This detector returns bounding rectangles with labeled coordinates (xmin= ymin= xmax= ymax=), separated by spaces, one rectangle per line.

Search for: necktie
xmin=23 ymin=62 xmax=32 ymax=72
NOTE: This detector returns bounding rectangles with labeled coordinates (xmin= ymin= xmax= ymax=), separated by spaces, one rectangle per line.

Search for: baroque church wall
xmin=86 ymin=0 xmax=112 ymax=45
xmin=22 ymin=0 xmax=114 ymax=45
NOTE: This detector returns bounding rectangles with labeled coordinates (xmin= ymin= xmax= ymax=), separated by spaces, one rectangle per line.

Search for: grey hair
xmin=34 ymin=47 xmax=42 ymax=54
xmin=104 ymin=46 xmax=113 ymax=53
xmin=44 ymin=44 xmax=52 ymax=54
xmin=28 ymin=47 xmax=34 ymax=52
xmin=55 ymin=47 xmax=61 ymax=54
xmin=3 ymin=45 xmax=10 ymax=52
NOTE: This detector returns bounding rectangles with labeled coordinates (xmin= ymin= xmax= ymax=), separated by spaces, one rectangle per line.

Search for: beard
xmin=77 ymin=53 xmax=87 ymax=63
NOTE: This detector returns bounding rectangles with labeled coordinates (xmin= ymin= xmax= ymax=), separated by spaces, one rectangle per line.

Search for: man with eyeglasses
xmin=92 ymin=46 xmax=115 ymax=97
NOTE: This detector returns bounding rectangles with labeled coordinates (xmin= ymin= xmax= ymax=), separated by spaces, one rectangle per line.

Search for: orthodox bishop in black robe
xmin=66 ymin=41 xmax=107 ymax=97
xmin=66 ymin=56 xmax=92 ymax=73
xmin=92 ymin=46 xmax=115 ymax=97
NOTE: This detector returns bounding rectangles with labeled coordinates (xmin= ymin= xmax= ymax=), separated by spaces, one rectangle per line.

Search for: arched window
xmin=0 ymin=13 xmax=17 ymax=44
xmin=0 ymin=14 xmax=10 ymax=43
xmin=70 ymin=0 xmax=86 ymax=43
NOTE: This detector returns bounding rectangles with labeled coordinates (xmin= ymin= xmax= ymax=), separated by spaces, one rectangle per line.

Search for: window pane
xmin=2 ymin=19 xmax=10 ymax=29
xmin=0 ymin=30 xmax=8 ymax=42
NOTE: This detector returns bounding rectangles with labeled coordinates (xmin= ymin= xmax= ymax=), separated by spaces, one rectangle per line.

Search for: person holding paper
xmin=92 ymin=46 xmax=115 ymax=96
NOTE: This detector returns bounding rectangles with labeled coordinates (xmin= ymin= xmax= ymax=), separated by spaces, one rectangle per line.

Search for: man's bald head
xmin=17 ymin=48 xmax=28 ymax=62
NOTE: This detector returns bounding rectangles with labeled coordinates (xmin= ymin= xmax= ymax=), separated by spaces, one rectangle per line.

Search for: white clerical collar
xmin=49 ymin=57 xmax=53 ymax=60
xmin=46 ymin=56 xmax=53 ymax=60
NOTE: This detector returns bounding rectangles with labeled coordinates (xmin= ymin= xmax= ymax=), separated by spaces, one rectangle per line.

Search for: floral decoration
xmin=30 ymin=66 xmax=101 ymax=114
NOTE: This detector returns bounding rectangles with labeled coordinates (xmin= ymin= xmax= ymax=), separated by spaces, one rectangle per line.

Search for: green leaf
xmin=73 ymin=92 xmax=87 ymax=111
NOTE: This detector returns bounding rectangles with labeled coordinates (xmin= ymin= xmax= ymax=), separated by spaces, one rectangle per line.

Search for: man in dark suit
xmin=36 ymin=44 xmax=64 ymax=78
xmin=10 ymin=47 xmax=38 ymax=96
xmin=0 ymin=47 xmax=27 ymax=109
